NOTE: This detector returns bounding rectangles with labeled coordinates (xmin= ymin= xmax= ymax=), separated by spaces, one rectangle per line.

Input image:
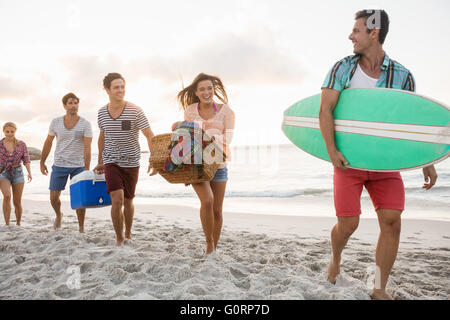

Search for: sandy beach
xmin=0 ymin=198 xmax=448 ymax=300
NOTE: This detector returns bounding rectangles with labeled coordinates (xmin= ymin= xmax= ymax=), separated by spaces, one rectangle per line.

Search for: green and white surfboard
xmin=282 ymin=88 xmax=450 ymax=172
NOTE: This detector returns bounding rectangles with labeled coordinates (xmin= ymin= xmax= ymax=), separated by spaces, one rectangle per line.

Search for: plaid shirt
xmin=0 ymin=139 xmax=30 ymax=176
xmin=322 ymin=52 xmax=415 ymax=92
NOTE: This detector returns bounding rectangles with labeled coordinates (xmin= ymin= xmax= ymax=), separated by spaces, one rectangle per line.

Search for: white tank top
xmin=349 ymin=64 xmax=379 ymax=89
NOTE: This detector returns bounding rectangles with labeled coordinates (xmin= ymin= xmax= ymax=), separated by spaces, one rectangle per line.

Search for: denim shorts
xmin=211 ymin=167 xmax=228 ymax=183
xmin=50 ymin=165 xmax=84 ymax=191
xmin=0 ymin=165 xmax=25 ymax=185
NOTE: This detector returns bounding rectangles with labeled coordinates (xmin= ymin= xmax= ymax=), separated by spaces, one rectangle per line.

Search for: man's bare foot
xmin=205 ymin=241 xmax=215 ymax=255
xmin=370 ymin=289 xmax=394 ymax=300
xmin=328 ymin=256 xmax=340 ymax=284
xmin=125 ymin=232 xmax=132 ymax=240
xmin=79 ymin=226 xmax=84 ymax=233
xmin=54 ymin=214 xmax=63 ymax=230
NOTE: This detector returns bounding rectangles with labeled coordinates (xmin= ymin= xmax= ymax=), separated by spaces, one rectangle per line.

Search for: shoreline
xmin=15 ymin=198 xmax=450 ymax=249
xmin=22 ymin=192 xmax=450 ymax=222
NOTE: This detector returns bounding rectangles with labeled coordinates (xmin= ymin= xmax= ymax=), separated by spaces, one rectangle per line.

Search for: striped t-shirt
xmin=98 ymin=102 xmax=150 ymax=168
xmin=49 ymin=116 xmax=93 ymax=168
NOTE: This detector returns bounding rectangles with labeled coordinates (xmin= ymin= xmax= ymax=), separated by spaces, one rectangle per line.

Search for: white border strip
xmin=284 ymin=116 xmax=450 ymax=144
xmin=284 ymin=116 xmax=447 ymax=135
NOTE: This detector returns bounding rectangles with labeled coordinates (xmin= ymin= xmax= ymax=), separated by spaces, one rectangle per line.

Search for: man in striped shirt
xmin=40 ymin=93 xmax=93 ymax=232
xmin=319 ymin=10 xmax=438 ymax=300
xmin=94 ymin=73 xmax=155 ymax=246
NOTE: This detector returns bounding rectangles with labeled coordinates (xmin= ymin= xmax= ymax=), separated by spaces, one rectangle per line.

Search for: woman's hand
xmin=148 ymin=163 xmax=159 ymax=176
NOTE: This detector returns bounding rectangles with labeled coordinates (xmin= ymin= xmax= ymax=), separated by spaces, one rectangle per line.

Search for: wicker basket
xmin=150 ymin=133 xmax=224 ymax=184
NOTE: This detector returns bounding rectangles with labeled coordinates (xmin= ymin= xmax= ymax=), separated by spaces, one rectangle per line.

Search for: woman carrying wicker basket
xmin=178 ymin=73 xmax=235 ymax=255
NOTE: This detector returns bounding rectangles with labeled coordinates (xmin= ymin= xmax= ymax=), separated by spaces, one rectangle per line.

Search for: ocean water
xmin=24 ymin=144 xmax=450 ymax=221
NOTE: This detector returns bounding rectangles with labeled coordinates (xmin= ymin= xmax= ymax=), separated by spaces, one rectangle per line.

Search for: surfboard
xmin=282 ymin=88 xmax=450 ymax=172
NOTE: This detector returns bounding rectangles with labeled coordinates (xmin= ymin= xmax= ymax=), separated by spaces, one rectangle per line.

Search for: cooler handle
xmin=92 ymin=171 xmax=105 ymax=185
xmin=93 ymin=171 xmax=100 ymax=185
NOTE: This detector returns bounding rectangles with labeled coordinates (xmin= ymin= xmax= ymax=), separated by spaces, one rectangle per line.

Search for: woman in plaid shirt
xmin=0 ymin=122 xmax=32 ymax=226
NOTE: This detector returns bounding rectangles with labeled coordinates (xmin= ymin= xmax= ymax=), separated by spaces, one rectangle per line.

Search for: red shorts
xmin=104 ymin=164 xmax=139 ymax=199
xmin=333 ymin=168 xmax=405 ymax=217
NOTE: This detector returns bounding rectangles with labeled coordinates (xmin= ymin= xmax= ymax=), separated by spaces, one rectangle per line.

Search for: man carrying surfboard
xmin=319 ymin=9 xmax=438 ymax=300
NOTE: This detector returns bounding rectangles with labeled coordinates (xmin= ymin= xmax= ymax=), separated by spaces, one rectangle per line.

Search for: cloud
xmin=0 ymin=74 xmax=41 ymax=100
xmin=59 ymin=29 xmax=307 ymax=88
xmin=178 ymin=31 xmax=307 ymax=85
xmin=124 ymin=30 xmax=307 ymax=85
xmin=0 ymin=102 xmax=38 ymax=123
xmin=59 ymin=54 xmax=127 ymax=92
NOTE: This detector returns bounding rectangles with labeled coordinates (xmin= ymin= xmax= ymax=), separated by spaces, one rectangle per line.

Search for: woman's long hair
xmin=3 ymin=122 xmax=18 ymax=146
xmin=177 ymin=73 xmax=228 ymax=110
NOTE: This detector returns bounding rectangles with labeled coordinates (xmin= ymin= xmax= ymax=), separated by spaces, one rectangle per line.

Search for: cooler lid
xmin=70 ymin=170 xmax=106 ymax=185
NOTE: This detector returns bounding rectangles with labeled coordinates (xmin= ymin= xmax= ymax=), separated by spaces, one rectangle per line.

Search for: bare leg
xmin=123 ymin=197 xmax=134 ymax=239
xmin=192 ymin=182 xmax=215 ymax=255
xmin=371 ymin=209 xmax=402 ymax=300
xmin=12 ymin=182 xmax=25 ymax=226
xmin=76 ymin=208 xmax=86 ymax=233
xmin=50 ymin=190 xmax=63 ymax=230
xmin=0 ymin=178 xmax=12 ymax=226
xmin=328 ymin=216 xmax=360 ymax=284
xmin=210 ymin=181 xmax=227 ymax=250
xmin=110 ymin=189 xmax=125 ymax=246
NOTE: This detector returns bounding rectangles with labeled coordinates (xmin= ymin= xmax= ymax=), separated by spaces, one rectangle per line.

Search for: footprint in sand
xmin=308 ymin=262 xmax=322 ymax=272
xmin=80 ymin=262 xmax=95 ymax=274
xmin=184 ymin=285 xmax=207 ymax=297
xmin=357 ymin=256 xmax=373 ymax=263
xmin=229 ymin=265 xmax=250 ymax=280
xmin=102 ymin=250 xmax=114 ymax=257
xmin=108 ymin=267 xmax=128 ymax=285
xmin=123 ymin=263 xmax=143 ymax=273
xmin=14 ymin=256 xmax=26 ymax=264
xmin=166 ymin=244 xmax=176 ymax=253
xmin=54 ymin=285 xmax=76 ymax=299
xmin=235 ymin=278 xmax=251 ymax=290
xmin=26 ymin=274 xmax=41 ymax=285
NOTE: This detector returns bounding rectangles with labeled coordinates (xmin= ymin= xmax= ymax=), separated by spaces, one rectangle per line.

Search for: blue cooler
xmin=70 ymin=171 xmax=112 ymax=209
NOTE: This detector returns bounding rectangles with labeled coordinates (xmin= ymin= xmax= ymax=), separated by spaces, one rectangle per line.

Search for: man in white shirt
xmin=40 ymin=93 xmax=93 ymax=233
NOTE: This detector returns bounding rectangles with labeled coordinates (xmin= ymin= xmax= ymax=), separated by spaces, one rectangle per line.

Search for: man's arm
xmin=94 ymin=130 xmax=105 ymax=174
xmin=141 ymin=127 xmax=154 ymax=151
xmin=40 ymin=135 xmax=55 ymax=175
xmin=318 ymin=88 xmax=349 ymax=170
xmin=83 ymin=136 xmax=92 ymax=171
xmin=141 ymin=127 xmax=156 ymax=175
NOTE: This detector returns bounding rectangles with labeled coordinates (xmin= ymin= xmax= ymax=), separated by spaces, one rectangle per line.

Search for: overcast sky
xmin=1 ymin=0 xmax=449 ymax=149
